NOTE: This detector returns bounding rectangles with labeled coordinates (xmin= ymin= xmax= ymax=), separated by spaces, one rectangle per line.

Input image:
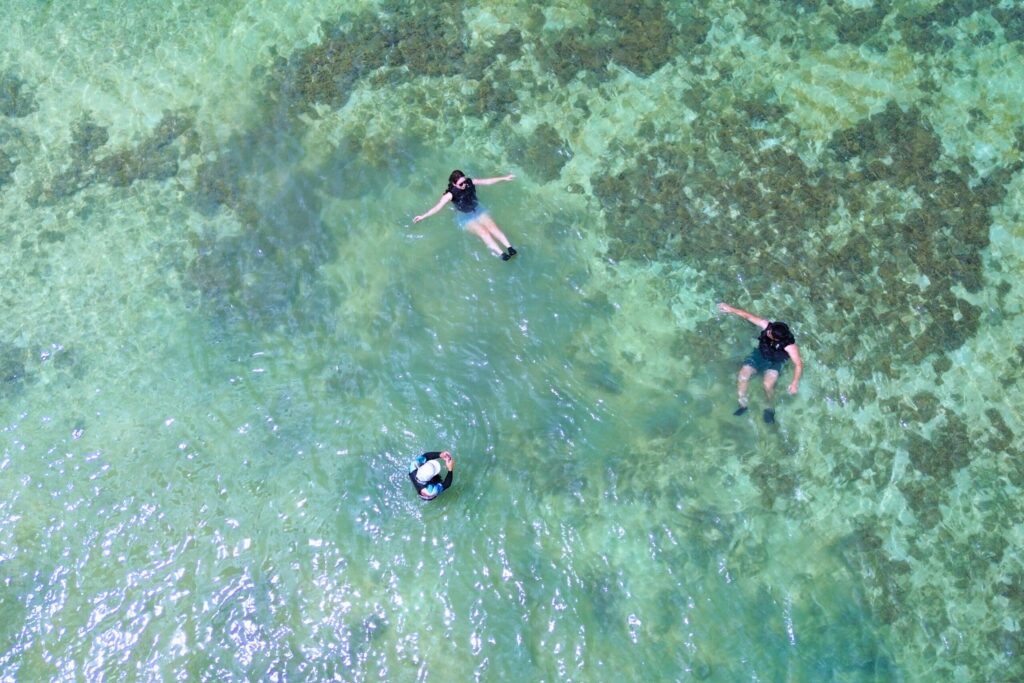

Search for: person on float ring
xmin=408 ymin=451 xmax=454 ymax=500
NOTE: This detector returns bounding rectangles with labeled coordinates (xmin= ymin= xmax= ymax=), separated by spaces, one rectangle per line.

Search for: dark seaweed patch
xmin=262 ymin=3 xmax=466 ymax=116
xmin=984 ymin=408 xmax=1015 ymax=453
xmin=598 ymin=2 xmax=682 ymax=77
xmin=31 ymin=110 xmax=197 ymax=205
xmin=70 ymin=114 xmax=110 ymax=158
xmin=930 ymin=0 xmax=999 ymax=25
xmin=0 ymin=148 xmax=14 ymax=189
xmin=490 ymin=28 xmax=524 ymax=62
xmin=0 ymin=341 xmax=28 ymax=397
xmin=993 ymin=6 xmax=1024 ymax=41
xmin=466 ymin=66 xmax=520 ymax=120
xmin=534 ymin=2 xmax=707 ymax=85
xmin=836 ymin=521 xmax=913 ymax=625
xmin=833 ymin=4 xmax=890 ymax=45
xmin=906 ymin=411 xmax=972 ymax=482
xmin=750 ymin=458 xmax=798 ymax=509
xmin=907 ymin=392 xmax=940 ymax=424
xmin=579 ymin=359 xmax=624 ymax=395
xmin=508 ymin=123 xmax=571 ymax=183
xmin=186 ymin=157 xmax=337 ymax=333
xmin=829 ymin=103 xmax=941 ymax=185
xmin=94 ymin=111 xmax=194 ymax=187
xmin=898 ymin=476 xmax=945 ymax=531
xmin=535 ymin=19 xmax=611 ymax=86
xmin=893 ymin=0 xmax=1001 ymax=52
xmin=0 ymin=71 xmax=37 ymax=118
xmin=932 ymin=355 xmax=953 ymax=376
xmin=591 ymin=98 xmax=1012 ymax=377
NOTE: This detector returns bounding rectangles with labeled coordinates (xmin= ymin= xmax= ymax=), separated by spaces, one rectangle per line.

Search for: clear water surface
xmin=1 ymin=1 xmax=1022 ymax=681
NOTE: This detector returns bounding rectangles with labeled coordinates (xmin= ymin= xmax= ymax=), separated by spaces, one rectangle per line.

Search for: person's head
xmin=415 ymin=458 xmax=442 ymax=485
xmin=766 ymin=321 xmax=792 ymax=342
xmin=449 ymin=169 xmax=469 ymax=189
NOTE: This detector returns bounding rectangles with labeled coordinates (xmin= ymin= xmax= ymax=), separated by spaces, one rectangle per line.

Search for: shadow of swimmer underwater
xmin=408 ymin=450 xmax=455 ymax=501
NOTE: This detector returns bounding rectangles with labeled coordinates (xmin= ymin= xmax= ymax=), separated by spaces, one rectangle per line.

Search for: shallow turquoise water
xmin=1 ymin=1 xmax=1023 ymax=681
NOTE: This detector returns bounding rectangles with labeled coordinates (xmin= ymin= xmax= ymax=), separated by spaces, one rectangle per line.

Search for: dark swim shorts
xmin=743 ymin=349 xmax=785 ymax=374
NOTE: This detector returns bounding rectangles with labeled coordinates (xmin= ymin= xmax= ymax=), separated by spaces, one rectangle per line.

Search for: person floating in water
xmin=413 ymin=170 xmax=518 ymax=260
xmin=717 ymin=302 xmax=803 ymax=424
xmin=408 ymin=450 xmax=454 ymax=501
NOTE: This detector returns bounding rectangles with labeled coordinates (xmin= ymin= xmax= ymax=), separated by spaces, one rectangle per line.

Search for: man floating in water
xmin=408 ymin=451 xmax=455 ymax=501
xmin=717 ymin=302 xmax=803 ymax=424
xmin=413 ymin=170 xmax=518 ymax=260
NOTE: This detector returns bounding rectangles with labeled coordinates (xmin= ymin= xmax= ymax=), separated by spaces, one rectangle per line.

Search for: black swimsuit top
xmin=758 ymin=324 xmax=796 ymax=362
xmin=446 ymin=178 xmax=478 ymax=213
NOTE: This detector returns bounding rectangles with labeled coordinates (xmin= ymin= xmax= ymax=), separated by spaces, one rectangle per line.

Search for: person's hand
xmin=441 ymin=451 xmax=454 ymax=469
xmin=504 ymin=174 xmax=516 ymax=181
xmin=788 ymin=380 xmax=799 ymax=395
xmin=413 ymin=215 xmax=424 ymax=223
xmin=717 ymin=302 xmax=733 ymax=314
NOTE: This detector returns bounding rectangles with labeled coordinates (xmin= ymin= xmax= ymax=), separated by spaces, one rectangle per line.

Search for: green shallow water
xmin=1 ymin=1 xmax=1023 ymax=681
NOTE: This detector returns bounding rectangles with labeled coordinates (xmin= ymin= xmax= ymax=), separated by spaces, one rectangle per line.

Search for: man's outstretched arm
xmin=717 ymin=302 xmax=769 ymax=329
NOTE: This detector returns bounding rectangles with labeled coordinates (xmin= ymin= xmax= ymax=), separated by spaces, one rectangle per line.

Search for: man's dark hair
xmin=768 ymin=321 xmax=794 ymax=344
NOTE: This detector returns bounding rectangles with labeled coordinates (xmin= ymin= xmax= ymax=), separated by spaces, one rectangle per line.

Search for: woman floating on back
xmin=414 ymin=170 xmax=519 ymax=260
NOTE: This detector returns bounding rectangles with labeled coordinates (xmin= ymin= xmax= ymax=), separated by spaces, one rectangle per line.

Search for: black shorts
xmin=743 ymin=349 xmax=785 ymax=374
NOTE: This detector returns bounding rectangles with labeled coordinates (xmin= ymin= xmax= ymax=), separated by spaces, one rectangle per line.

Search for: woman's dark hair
xmin=449 ymin=169 xmax=467 ymax=184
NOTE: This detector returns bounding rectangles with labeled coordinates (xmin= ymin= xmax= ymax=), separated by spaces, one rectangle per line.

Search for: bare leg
xmin=762 ymin=369 xmax=780 ymax=404
xmin=466 ymin=220 xmax=504 ymax=256
xmin=734 ymin=364 xmax=755 ymax=415
xmin=762 ymin=369 xmax=780 ymax=423
xmin=478 ymin=214 xmax=512 ymax=249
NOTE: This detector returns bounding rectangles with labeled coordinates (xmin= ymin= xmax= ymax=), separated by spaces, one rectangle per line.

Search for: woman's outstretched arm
xmin=473 ymin=174 xmax=515 ymax=186
xmin=413 ymin=193 xmax=453 ymax=223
